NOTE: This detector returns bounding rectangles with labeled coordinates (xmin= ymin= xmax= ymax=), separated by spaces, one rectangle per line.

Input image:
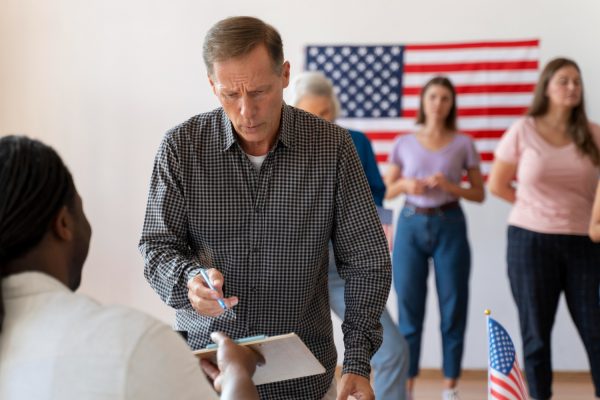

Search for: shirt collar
xmin=2 ymin=271 xmax=70 ymax=300
xmin=277 ymin=103 xmax=295 ymax=149
xmin=221 ymin=109 xmax=236 ymax=151
xmin=220 ymin=103 xmax=295 ymax=152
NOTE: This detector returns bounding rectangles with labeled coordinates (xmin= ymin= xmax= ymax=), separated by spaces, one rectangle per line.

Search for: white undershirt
xmin=245 ymin=153 xmax=267 ymax=171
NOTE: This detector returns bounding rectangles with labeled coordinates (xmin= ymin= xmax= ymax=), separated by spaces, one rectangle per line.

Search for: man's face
xmin=209 ymin=45 xmax=290 ymax=156
xmin=67 ymin=193 xmax=92 ymax=290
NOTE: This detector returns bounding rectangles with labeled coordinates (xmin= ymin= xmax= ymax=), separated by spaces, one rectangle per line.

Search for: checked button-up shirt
xmin=139 ymin=104 xmax=391 ymax=399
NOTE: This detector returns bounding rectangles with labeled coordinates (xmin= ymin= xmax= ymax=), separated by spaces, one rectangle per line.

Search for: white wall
xmin=1 ymin=0 xmax=599 ymax=371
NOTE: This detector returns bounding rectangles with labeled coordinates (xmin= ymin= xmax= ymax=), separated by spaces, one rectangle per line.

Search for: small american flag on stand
xmin=487 ymin=314 xmax=529 ymax=400
xmin=305 ymin=40 xmax=540 ymax=177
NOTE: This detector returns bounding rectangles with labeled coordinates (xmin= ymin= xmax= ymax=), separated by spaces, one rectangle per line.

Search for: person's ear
xmin=208 ymin=73 xmax=218 ymax=96
xmin=51 ymin=206 xmax=74 ymax=242
xmin=281 ymin=61 xmax=290 ymax=88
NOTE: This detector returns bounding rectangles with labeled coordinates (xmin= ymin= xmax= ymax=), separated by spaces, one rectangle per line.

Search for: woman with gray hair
xmin=289 ymin=71 xmax=409 ymax=400
xmin=289 ymin=72 xmax=387 ymax=203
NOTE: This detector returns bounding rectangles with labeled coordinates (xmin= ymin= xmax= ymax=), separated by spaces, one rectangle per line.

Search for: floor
xmin=412 ymin=376 xmax=595 ymax=400
xmin=336 ymin=368 xmax=597 ymax=399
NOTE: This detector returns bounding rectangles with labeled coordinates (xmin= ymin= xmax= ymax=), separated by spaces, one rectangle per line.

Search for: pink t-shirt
xmin=495 ymin=116 xmax=600 ymax=235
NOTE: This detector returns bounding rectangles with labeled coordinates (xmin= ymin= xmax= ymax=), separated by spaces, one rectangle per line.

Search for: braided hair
xmin=0 ymin=135 xmax=76 ymax=331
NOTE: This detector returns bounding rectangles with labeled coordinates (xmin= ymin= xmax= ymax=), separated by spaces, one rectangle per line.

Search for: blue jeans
xmin=393 ymin=205 xmax=470 ymax=379
xmin=328 ymin=245 xmax=409 ymax=400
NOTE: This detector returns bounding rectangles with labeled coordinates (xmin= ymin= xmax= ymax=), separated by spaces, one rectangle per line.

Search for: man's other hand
xmin=336 ymin=373 xmax=374 ymax=400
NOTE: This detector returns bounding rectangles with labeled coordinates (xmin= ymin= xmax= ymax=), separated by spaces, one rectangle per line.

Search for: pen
xmin=199 ymin=269 xmax=228 ymax=311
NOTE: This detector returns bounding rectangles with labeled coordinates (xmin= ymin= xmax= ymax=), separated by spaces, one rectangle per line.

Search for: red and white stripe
xmin=338 ymin=39 xmax=540 ymax=177
xmin=489 ymin=359 xmax=529 ymax=400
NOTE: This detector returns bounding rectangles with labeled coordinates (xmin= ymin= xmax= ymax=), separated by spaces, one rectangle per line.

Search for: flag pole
xmin=485 ymin=309 xmax=491 ymax=400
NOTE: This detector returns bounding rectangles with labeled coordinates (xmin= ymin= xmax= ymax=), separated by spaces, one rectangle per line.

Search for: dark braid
xmin=0 ymin=135 xmax=76 ymax=332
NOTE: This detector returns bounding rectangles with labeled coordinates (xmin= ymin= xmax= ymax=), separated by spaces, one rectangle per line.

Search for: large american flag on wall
xmin=305 ymin=39 xmax=540 ymax=176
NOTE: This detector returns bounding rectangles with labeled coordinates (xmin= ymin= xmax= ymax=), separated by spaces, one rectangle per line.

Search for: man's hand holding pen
xmin=187 ymin=268 xmax=239 ymax=317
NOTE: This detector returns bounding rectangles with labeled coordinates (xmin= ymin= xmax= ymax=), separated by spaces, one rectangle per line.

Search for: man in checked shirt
xmin=139 ymin=16 xmax=391 ymax=400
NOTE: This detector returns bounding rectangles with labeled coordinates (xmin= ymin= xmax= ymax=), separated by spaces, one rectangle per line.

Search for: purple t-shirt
xmin=389 ymin=133 xmax=480 ymax=207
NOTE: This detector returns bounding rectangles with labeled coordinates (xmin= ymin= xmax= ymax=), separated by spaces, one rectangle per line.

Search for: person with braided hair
xmin=0 ymin=135 xmax=262 ymax=400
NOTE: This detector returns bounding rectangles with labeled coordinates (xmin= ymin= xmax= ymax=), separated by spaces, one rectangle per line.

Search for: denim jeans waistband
xmin=404 ymin=200 xmax=460 ymax=215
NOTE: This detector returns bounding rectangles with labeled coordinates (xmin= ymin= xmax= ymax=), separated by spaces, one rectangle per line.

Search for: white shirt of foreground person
xmin=0 ymin=271 xmax=218 ymax=400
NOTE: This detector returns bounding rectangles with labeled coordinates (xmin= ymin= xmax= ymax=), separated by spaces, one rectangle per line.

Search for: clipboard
xmin=193 ymin=332 xmax=326 ymax=385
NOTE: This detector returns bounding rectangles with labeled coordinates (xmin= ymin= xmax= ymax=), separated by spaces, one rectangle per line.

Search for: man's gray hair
xmin=289 ymin=71 xmax=341 ymax=120
xmin=203 ymin=16 xmax=284 ymax=76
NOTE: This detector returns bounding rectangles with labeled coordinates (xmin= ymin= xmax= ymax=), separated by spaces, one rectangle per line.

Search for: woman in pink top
xmin=385 ymin=76 xmax=485 ymax=400
xmin=590 ymin=187 xmax=600 ymax=242
xmin=488 ymin=58 xmax=600 ymax=400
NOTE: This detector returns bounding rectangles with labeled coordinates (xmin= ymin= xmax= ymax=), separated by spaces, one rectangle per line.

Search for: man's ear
xmin=281 ymin=61 xmax=290 ymax=89
xmin=51 ymin=206 xmax=74 ymax=242
xmin=208 ymin=73 xmax=218 ymax=96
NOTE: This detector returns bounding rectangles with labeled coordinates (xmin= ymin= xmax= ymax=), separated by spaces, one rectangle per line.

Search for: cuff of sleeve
xmin=341 ymin=353 xmax=372 ymax=379
xmin=185 ymin=267 xmax=202 ymax=283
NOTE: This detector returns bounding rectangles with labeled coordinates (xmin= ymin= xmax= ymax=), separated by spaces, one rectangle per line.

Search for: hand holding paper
xmin=194 ymin=333 xmax=326 ymax=385
xmin=200 ymin=332 xmax=264 ymax=396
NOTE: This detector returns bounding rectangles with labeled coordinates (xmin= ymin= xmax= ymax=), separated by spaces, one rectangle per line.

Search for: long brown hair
xmin=416 ymin=76 xmax=457 ymax=131
xmin=528 ymin=57 xmax=599 ymax=165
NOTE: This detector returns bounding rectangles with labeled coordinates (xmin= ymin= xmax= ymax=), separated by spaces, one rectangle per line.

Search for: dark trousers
xmin=507 ymin=226 xmax=600 ymax=399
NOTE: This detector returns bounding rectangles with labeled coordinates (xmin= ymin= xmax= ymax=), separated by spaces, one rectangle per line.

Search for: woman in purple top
xmin=384 ymin=76 xmax=485 ymax=400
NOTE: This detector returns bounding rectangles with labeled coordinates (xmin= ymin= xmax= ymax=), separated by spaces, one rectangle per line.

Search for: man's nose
xmin=240 ymin=96 xmax=256 ymax=119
